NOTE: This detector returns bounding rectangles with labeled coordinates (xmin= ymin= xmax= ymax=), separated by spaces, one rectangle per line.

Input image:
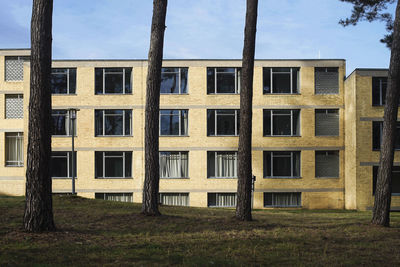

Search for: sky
xmin=0 ymin=0 xmax=395 ymax=75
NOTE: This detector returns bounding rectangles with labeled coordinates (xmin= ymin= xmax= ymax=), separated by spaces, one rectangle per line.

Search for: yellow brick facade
xmin=0 ymin=48 xmax=386 ymax=210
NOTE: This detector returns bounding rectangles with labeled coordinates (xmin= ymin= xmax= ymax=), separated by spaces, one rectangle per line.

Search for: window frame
xmin=5 ymin=56 xmax=30 ymax=81
xmin=5 ymin=132 xmax=23 ymax=167
xmin=315 ymin=151 xmax=340 ymax=178
xmin=207 ymin=192 xmax=237 ymax=208
xmin=373 ymin=166 xmax=400 ymax=196
xmin=5 ymin=94 xmax=23 ymax=119
xmin=95 ymin=192 xmax=133 ymax=202
xmin=159 ymin=193 xmax=189 ymax=206
xmin=207 ymin=109 xmax=240 ymax=136
xmin=95 ymin=151 xmax=132 ymax=179
xmin=51 ymin=109 xmax=77 ymax=137
xmin=314 ymin=67 xmax=339 ymax=95
xmin=51 ymin=151 xmax=77 ymax=179
xmin=263 ymin=151 xmax=301 ymax=178
xmin=95 ymin=67 xmax=132 ymax=95
xmin=263 ymin=192 xmax=302 ymax=208
xmin=315 ymin=109 xmax=339 ymax=136
xmin=263 ymin=67 xmax=300 ymax=94
xmin=207 ymin=67 xmax=241 ymax=94
xmin=372 ymin=77 xmax=387 ymax=106
xmin=95 ymin=109 xmax=132 ymax=137
xmin=372 ymin=121 xmax=400 ymax=150
xmin=263 ymin=109 xmax=300 ymax=137
xmin=160 ymin=67 xmax=188 ymax=94
xmin=159 ymin=151 xmax=189 ymax=179
xmin=159 ymin=109 xmax=188 ymax=136
xmin=51 ymin=68 xmax=77 ymax=95
xmin=207 ymin=151 xmax=238 ymax=179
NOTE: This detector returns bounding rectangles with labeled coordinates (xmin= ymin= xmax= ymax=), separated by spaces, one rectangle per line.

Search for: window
xmin=263 ymin=109 xmax=300 ymax=136
xmin=160 ymin=151 xmax=188 ymax=178
xmin=373 ymin=166 xmax=400 ymax=195
xmin=95 ymin=151 xmax=132 ymax=178
xmin=315 ymin=109 xmax=339 ymax=136
xmin=95 ymin=193 xmax=133 ymax=202
xmin=263 ymin=151 xmax=300 ymax=178
xmin=52 ymin=110 xmax=76 ymax=136
xmin=315 ymin=67 xmax=339 ymax=94
xmin=207 ymin=67 xmax=241 ymax=94
xmin=51 ymin=68 xmax=76 ymax=94
xmin=207 ymin=151 xmax=237 ymax=178
xmin=315 ymin=151 xmax=339 ymax=178
xmin=264 ymin=192 xmax=301 ymax=207
xmin=5 ymin=94 xmax=23 ymax=119
xmin=207 ymin=109 xmax=240 ymax=136
xmin=5 ymin=56 xmax=30 ymax=81
xmin=161 ymin=67 xmax=188 ymax=94
xmin=5 ymin=132 xmax=23 ymax=166
xmin=160 ymin=109 xmax=188 ymax=136
xmin=372 ymin=77 xmax=387 ymax=106
xmin=159 ymin=193 xmax=189 ymax=206
xmin=51 ymin=151 xmax=76 ymax=178
xmin=95 ymin=110 xmax=132 ymax=136
xmin=208 ymin=193 xmax=237 ymax=207
xmin=372 ymin=121 xmax=400 ymax=150
xmin=263 ymin=67 xmax=299 ymax=94
xmin=95 ymin=68 xmax=132 ymax=94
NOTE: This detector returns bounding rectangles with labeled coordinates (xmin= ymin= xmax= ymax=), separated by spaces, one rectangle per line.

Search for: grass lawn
xmin=1 ymin=195 xmax=400 ymax=266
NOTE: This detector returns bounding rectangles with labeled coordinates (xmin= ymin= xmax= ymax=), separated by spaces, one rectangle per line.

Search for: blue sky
xmin=0 ymin=0 xmax=395 ymax=75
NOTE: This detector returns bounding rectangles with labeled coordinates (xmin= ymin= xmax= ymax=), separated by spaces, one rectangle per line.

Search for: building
xmin=0 ymin=48 xmax=396 ymax=210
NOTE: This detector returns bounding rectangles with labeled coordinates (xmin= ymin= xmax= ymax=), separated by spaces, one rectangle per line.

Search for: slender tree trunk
xmin=142 ymin=0 xmax=167 ymax=216
xmin=372 ymin=0 xmax=400 ymax=227
xmin=23 ymin=0 xmax=55 ymax=232
xmin=236 ymin=0 xmax=258 ymax=221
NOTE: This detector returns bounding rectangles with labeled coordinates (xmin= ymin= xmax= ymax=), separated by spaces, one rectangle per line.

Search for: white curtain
xmin=216 ymin=152 xmax=237 ymax=178
xmin=216 ymin=193 xmax=236 ymax=207
xmin=160 ymin=152 xmax=188 ymax=178
xmin=105 ymin=193 xmax=132 ymax=202
xmin=161 ymin=193 xmax=188 ymax=206
xmin=272 ymin=193 xmax=300 ymax=207
xmin=6 ymin=133 xmax=23 ymax=166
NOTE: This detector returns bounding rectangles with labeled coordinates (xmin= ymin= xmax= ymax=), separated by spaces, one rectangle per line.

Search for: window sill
xmin=315 ymin=177 xmax=339 ymax=179
xmin=95 ymin=135 xmax=133 ymax=137
xmin=264 ymin=176 xmax=302 ymax=179
xmin=207 ymin=135 xmax=238 ymax=137
xmin=315 ymin=135 xmax=339 ymax=137
xmin=95 ymin=177 xmax=133 ymax=179
xmin=208 ymin=206 xmax=236 ymax=208
xmin=52 ymin=177 xmax=77 ymax=179
xmin=5 ymin=80 xmax=23 ymax=83
xmin=161 ymin=93 xmax=189 ymax=95
xmin=263 ymin=93 xmax=301 ymax=95
xmin=52 ymin=135 xmax=77 ymax=137
xmin=208 ymin=177 xmax=237 ymax=179
xmin=52 ymin=94 xmax=77 ymax=96
xmin=315 ymin=93 xmax=339 ymax=95
xmin=263 ymin=206 xmax=302 ymax=208
xmin=95 ymin=93 xmax=133 ymax=95
xmin=160 ymin=135 xmax=189 ymax=137
xmin=207 ymin=93 xmax=239 ymax=95
xmin=263 ymin=135 xmax=301 ymax=137
xmin=5 ymin=165 xmax=24 ymax=168
xmin=5 ymin=118 xmax=23 ymax=120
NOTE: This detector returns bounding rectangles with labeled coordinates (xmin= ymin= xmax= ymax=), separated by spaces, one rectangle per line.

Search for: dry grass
xmin=1 ymin=195 xmax=400 ymax=266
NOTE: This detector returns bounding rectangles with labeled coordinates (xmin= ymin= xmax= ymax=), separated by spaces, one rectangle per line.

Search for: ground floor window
xmin=264 ymin=192 xmax=301 ymax=207
xmin=95 ymin=193 xmax=133 ymax=202
xmin=51 ymin=151 xmax=77 ymax=178
xmin=373 ymin=166 xmax=400 ymax=195
xmin=5 ymin=132 xmax=23 ymax=166
xmin=159 ymin=193 xmax=189 ymax=206
xmin=207 ymin=193 xmax=236 ymax=207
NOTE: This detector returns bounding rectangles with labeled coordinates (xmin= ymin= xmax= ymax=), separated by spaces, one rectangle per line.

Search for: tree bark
xmin=23 ymin=0 xmax=55 ymax=232
xmin=372 ymin=0 xmax=400 ymax=227
xmin=236 ymin=0 xmax=258 ymax=221
xmin=142 ymin=0 xmax=167 ymax=216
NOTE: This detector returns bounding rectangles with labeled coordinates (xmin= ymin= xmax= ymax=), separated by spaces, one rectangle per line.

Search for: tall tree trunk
xmin=236 ymin=0 xmax=258 ymax=221
xmin=372 ymin=0 xmax=400 ymax=227
xmin=142 ymin=0 xmax=167 ymax=216
xmin=23 ymin=0 xmax=55 ymax=232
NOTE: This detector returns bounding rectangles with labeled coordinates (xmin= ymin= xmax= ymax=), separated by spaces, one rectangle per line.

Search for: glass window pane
xmin=273 ymin=73 xmax=291 ymax=93
xmin=51 ymin=72 xmax=68 ymax=94
xmin=207 ymin=110 xmax=215 ymax=136
xmin=105 ymin=156 xmax=123 ymax=177
xmin=104 ymin=113 xmax=123 ymax=135
xmin=95 ymin=69 xmax=103 ymax=94
xmin=160 ymin=112 xmax=179 ymax=135
xmin=207 ymin=152 xmax=215 ymax=178
xmin=263 ymin=152 xmax=271 ymax=177
xmin=207 ymin=68 xmax=215 ymax=94
xmin=125 ymin=68 xmax=132 ymax=93
xmin=105 ymin=73 xmax=123 ymax=94
xmin=272 ymin=152 xmax=292 ymax=176
xmin=263 ymin=68 xmax=271 ymax=94
xmin=95 ymin=110 xmax=103 ymax=136
xmin=161 ymin=72 xmax=179 ymax=94
xmin=95 ymin=152 xmax=103 ymax=178
xmin=181 ymin=68 xmax=188 ymax=94
xmin=217 ymin=111 xmax=236 ymax=135
xmin=52 ymin=153 xmax=68 ymax=177
xmin=125 ymin=110 xmax=132 ymax=136
xmin=217 ymin=72 xmax=235 ymax=93
xmin=263 ymin=110 xmax=271 ymax=136
xmin=125 ymin=152 xmax=132 ymax=177
xmin=273 ymin=113 xmax=291 ymax=135
xmin=181 ymin=110 xmax=188 ymax=136
xmin=69 ymin=68 xmax=76 ymax=94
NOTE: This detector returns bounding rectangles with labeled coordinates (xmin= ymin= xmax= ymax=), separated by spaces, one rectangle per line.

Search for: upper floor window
xmin=263 ymin=151 xmax=300 ymax=178
xmin=95 ymin=109 xmax=132 ymax=136
xmin=372 ymin=77 xmax=387 ymax=106
xmin=373 ymin=166 xmax=400 ymax=195
xmin=51 ymin=151 xmax=76 ymax=178
xmin=5 ymin=132 xmax=23 ymax=167
xmin=160 ymin=151 xmax=188 ymax=178
xmin=161 ymin=67 xmax=188 ymax=94
xmin=95 ymin=151 xmax=132 ymax=178
xmin=315 ymin=109 xmax=339 ymax=136
xmin=160 ymin=109 xmax=188 ymax=136
xmin=207 ymin=67 xmax=241 ymax=94
xmin=315 ymin=67 xmax=339 ymax=94
xmin=95 ymin=68 xmax=132 ymax=94
xmin=315 ymin=151 xmax=339 ymax=178
xmin=5 ymin=94 xmax=23 ymax=119
xmin=207 ymin=151 xmax=237 ymax=178
xmin=52 ymin=110 xmax=76 ymax=136
xmin=51 ymin=68 xmax=76 ymax=94
xmin=5 ymin=56 xmax=30 ymax=81
xmin=263 ymin=109 xmax=300 ymax=136
xmin=207 ymin=109 xmax=240 ymax=136
xmin=263 ymin=67 xmax=299 ymax=94
xmin=372 ymin=121 xmax=400 ymax=150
